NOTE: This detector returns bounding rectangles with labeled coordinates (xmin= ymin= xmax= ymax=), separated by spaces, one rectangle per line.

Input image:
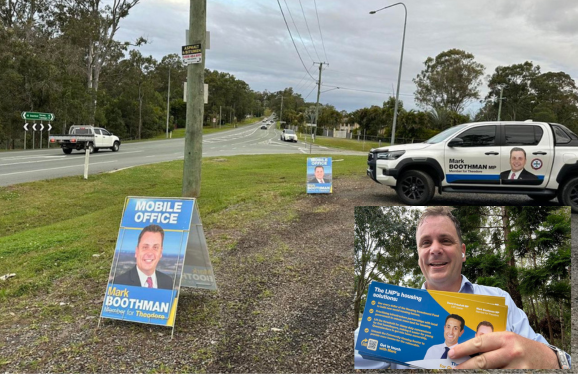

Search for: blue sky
xmin=116 ymin=0 xmax=578 ymax=114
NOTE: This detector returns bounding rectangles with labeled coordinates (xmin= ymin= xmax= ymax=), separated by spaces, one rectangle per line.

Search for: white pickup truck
xmin=49 ymin=125 xmax=121 ymax=154
xmin=367 ymin=121 xmax=578 ymax=213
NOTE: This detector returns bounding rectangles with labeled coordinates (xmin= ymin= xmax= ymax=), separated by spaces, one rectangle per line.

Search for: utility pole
xmin=497 ymin=86 xmax=504 ymax=121
xmin=219 ymin=105 xmax=222 ymax=128
xmin=165 ymin=64 xmax=171 ymax=138
xmin=182 ymin=0 xmax=206 ymax=197
xmin=313 ymin=62 xmax=327 ymax=143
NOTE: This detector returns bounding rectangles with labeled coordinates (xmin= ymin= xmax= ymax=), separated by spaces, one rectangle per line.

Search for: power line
xmin=298 ymin=0 xmax=321 ymax=62
xmin=304 ymin=81 xmax=318 ymax=100
xmin=294 ymin=63 xmax=316 ymax=91
xmin=321 ymin=84 xmax=415 ymax=97
xmin=282 ymin=0 xmax=315 ymax=64
xmin=313 ymin=0 xmax=328 ymax=63
xmin=276 ymin=0 xmax=317 ymax=81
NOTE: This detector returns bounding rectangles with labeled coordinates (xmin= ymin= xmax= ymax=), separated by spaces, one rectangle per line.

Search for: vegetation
xmin=354 ymin=206 xmax=572 ymax=353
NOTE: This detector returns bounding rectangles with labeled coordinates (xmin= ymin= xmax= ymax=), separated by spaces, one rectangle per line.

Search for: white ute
xmin=367 ymin=121 xmax=578 ymax=213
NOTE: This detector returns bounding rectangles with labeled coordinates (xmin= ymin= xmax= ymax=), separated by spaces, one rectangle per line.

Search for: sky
xmin=116 ymin=0 xmax=578 ymax=114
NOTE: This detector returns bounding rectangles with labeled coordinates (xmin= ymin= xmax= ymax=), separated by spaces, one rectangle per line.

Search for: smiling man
xmin=423 ymin=314 xmax=468 ymax=360
xmin=113 ymin=224 xmax=174 ymax=290
xmin=499 ymin=147 xmax=538 ymax=181
xmin=354 ymin=206 xmax=571 ymax=369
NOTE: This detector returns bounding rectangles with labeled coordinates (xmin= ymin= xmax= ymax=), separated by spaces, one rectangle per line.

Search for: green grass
xmin=0 ymin=154 xmax=367 ymax=301
xmin=299 ymin=135 xmax=386 ymax=152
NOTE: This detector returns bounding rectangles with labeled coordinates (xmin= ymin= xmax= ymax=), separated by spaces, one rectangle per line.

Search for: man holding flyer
xmin=354 ymin=206 xmax=571 ymax=369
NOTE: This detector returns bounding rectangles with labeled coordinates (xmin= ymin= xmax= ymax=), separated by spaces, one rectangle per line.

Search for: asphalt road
xmin=0 ymin=120 xmax=364 ymax=186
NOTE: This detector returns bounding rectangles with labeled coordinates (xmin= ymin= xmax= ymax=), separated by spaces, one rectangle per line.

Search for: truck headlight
xmin=376 ymin=150 xmax=405 ymax=160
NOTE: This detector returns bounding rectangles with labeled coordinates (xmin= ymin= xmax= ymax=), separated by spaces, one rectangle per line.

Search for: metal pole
xmin=219 ymin=105 xmax=222 ymax=128
xmin=166 ymin=64 xmax=171 ymax=138
xmin=182 ymin=0 xmax=206 ymax=197
xmin=40 ymin=121 xmax=43 ymax=149
xmin=497 ymin=86 xmax=504 ymax=121
xmin=370 ymin=2 xmax=407 ymax=146
xmin=84 ymin=144 xmax=90 ymax=179
xmin=24 ymin=130 xmax=26 ymax=150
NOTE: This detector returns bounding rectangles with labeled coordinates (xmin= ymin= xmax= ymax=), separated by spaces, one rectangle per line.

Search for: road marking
xmin=0 ymin=161 xmax=117 ymax=176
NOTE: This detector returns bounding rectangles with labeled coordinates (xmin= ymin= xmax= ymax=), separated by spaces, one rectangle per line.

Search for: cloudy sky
xmin=116 ymin=0 xmax=578 ymax=114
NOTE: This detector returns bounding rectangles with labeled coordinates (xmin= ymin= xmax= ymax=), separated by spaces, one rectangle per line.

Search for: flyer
xmin=355 ymin=282 xmax=507 ymax=369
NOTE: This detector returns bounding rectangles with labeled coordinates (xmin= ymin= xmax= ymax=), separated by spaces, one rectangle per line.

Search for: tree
xmin=354 ymin=207 xmax=422 ymax=328
xmin=485 ymin=61 xmax=541 ymax=121
xmin=413 ymin=49 xmax=485 ymax=113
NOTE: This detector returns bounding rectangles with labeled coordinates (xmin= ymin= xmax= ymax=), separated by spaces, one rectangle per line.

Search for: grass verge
xmin=0 ymin=154 xmax=366 ymax=300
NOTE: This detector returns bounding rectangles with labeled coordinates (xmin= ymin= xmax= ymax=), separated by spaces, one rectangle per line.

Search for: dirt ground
xmin=1 ymin=175 xmax=576 ymax=373
xmin=0 ymin=176 xmax=387 ymax=373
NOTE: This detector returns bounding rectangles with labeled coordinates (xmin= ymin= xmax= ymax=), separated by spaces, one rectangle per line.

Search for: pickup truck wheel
xmin=111 ymin=141 xmax=120 ymax=152
xmin=396 ymin=170 xmax=435 ymax=205
xmin=558 ymin=178 xmax=578 ymax=214
xmin=86 ymin=144 xmax=94 ymax=154
xmin=527 ymin=194 xmax=556 ymax=202
xmin=93 ymin=147 xmax=99 ymax=153
xmin=63 ymin=148 xmax=72 ymax=154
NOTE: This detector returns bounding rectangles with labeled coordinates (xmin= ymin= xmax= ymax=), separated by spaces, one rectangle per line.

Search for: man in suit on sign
xmin=113 ymin=224 xmax=173 ymax=290
xmin=500 ymin=147 xmax=538 ymax=181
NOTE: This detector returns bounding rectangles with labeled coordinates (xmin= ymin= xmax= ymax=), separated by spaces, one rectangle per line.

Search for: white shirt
xmin=423 ymin=342 xmax=457 ymax=360
xmin=136 ymin=266 xmax=158 ymax=288
xmin=507 ymin=170 xmax=521 ymax=179
xmin=354 ymin=275 xmax=571 ymax=369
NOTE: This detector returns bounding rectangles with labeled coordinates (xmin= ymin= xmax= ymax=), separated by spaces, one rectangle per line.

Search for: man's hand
xmin=449 ymin=331 xmax=559 ymax=369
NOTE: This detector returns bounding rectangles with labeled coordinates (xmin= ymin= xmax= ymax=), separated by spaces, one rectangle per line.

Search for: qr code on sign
xmin=367 ymin=339 xmax=378 ymax=351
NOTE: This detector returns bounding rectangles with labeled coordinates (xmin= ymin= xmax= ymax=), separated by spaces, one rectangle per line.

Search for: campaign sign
xmin=306 ymin=157 xmax=332 ymax=194
xmin=101 ymin=197 xmax=195 ymax=327
xmin=355 ymin=282 xmax=507 ymax=369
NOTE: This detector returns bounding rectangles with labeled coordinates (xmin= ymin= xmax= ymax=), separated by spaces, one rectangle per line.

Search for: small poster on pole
xmin=100 ymin=196 xmax=216 ymax=329
xmin=306 ymin=157 xmax=332 ymax=194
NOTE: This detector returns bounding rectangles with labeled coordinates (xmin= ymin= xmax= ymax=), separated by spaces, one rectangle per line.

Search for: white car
xmin=281 ymin=129 xmax=298 ymax=142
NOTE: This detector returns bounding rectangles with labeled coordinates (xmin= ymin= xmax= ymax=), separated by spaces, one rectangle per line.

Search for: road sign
xmin=182 ymin=44 xmax=202 ymax=65
xmin=23 ymin=123 xmax=29 ymax=131
xmin=39 ymin=123 xmax=44 ymax=131
xmin=32 ymin=123 xmax=37 ymax=131
xmin=47 ymin=123 xmax=52 ymax=131
xmin=21 ymin=112 xmax=55 ymax=121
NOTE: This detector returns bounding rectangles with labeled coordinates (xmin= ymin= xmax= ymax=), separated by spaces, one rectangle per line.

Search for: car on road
xmin=281 ymin=129 xmax=298 ymax=142
xmin=49 ymin=125 xmax=121 ymax=154
xmin=260 ymin=125 xmax=267 ymax=130
xmin=367 ymin=120 xmax=578 ymax=212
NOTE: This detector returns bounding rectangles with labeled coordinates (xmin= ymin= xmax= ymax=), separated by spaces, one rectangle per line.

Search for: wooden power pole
xmin=182 ymin=0 xmax=206 ymax=197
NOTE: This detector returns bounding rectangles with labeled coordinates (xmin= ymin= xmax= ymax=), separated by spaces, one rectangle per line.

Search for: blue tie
xmin=441 ymin=347 xmax=450 ymax=359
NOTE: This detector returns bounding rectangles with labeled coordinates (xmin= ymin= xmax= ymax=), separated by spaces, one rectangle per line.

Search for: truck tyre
xmin=86 ymin=143 xmax=94 ymax=154
xmin=396 ymin=170 xmax=435 ymax=205
xmin=63 ymin=148 xmax=72 ymax=154
xmin=111 ymin=141 xmax=120 ymax=152
xmin=558 ymin=177 xmax=578 ymax=214
xmin=527 ymin=194 xmax=556 ymax=202
xmin=93 ymin=147 xmax=99 ymax=153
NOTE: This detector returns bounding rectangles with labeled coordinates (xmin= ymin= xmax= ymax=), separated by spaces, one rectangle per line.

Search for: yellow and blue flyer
xmin=100 ymin=197 xmax=194 ymax=327
xmin=356 ymin=281 xmax=507 ymax=369
xmin=306 ymin=157 xmax=332 ymax=194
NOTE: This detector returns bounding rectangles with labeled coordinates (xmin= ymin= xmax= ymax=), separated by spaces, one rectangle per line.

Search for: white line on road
xmin=0 ymin=161 xmax=118 ymax=176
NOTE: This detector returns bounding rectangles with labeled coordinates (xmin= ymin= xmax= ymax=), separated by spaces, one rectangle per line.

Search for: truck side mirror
xmin=448 ymin=137 xmax=463 ymax=147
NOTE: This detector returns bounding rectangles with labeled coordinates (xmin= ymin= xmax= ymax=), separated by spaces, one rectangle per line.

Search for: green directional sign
xmin=21 ymin=112 xmax=54 ymax=121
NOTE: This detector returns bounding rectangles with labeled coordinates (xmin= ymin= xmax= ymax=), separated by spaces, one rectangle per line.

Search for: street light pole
xmin=370 ymin=2 xmax=407 ymax=146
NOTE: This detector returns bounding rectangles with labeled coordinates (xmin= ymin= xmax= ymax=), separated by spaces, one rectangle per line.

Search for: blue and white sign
xmin=307 ymin=157 xmax=332 ymax=194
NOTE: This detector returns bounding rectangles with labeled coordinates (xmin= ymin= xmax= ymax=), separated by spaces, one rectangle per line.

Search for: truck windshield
xmin=425 ymin=123 xmax=469 ymax=144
